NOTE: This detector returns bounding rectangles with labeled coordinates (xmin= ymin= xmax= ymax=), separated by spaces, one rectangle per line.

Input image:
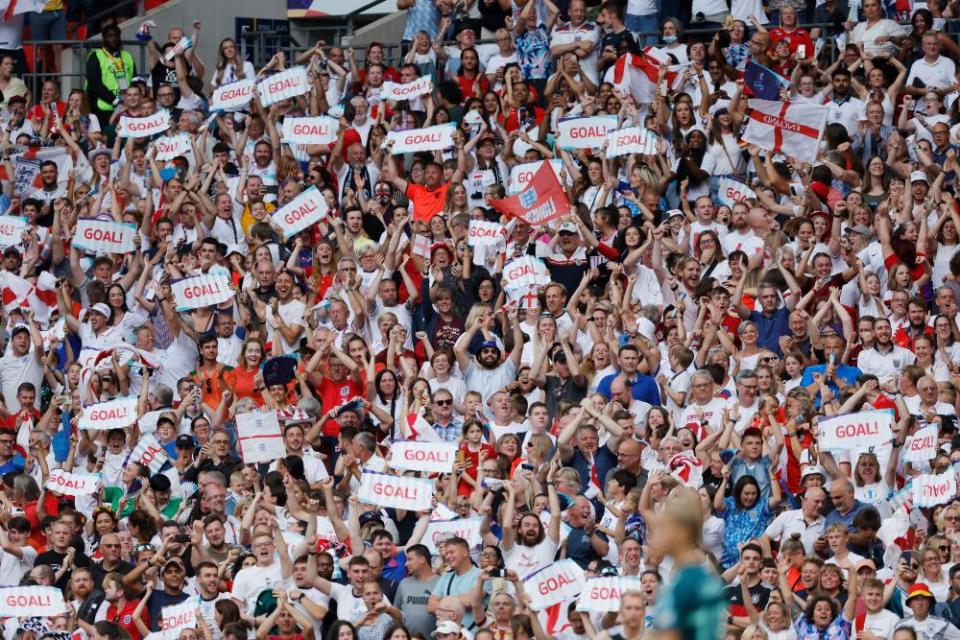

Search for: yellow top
xmin=44 ymin=0 xmax=65 ymax=11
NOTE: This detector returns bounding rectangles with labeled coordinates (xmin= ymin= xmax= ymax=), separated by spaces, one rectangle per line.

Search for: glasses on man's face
xmin=435 ymin=399 xmax=452 ymax=406
xmin=135 ymin=543 xmax=156 ymax=552
xmin=101 ymin=543 xmax=120 ymax=548
xmin=0 ymin=440 xmax=13 ymax=446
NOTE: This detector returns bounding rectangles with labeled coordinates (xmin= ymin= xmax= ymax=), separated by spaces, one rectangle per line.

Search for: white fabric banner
xmin=904 ymin=424 xmax=938 ymax=463
xmin=914 ymin=472 xmax=957 ymax=508
xmin=236 ymin=411 xmax=286 ymax=464
xmin=118 ymin=111 xmax=171 ymax=139
xmin=270 ymin=185 xmax=327 ymax=238
xmin=45 ymin=469 xmax=100 ymax=497
xmin=258 ymin=67 xmax=311 ymax=107
xmin=171 ymin=273 xmax=233 ymax=311
xmin=151 ymin=600 xmax=197 ymax=640
xmin=741 ymin=99 xmax=828 ymax=164
xmin=424 ymin=516 xmax=482 ymax=554
xmin=358 ymin=470 xmax=433 ymax=511
xmin=524 ymin=560 xmax=586 ymax=611
xmin=577 ymin=577 xmax=642 ymax=612
xmin=236 ymin=411 xmax=287 ymax=464
xmin=504 ymin=256 xmax=551 ymax=291
xmin=281 ymin=116 xmax=339 ymax=145
xmin=508 ymin=160 xmax=565 ymax=194
xmin=818 ymin=410 xmax=894 ymax=451
xmin=154 ymin=134 xmax=192 ymax=161
xmin=556 ymin=116 xmax=618 ymax=150
xmin=387 ymin=124 xmax=455 ymax=154
xmin=73 ymin=219 xmax=137 ymax=254
xmin=605 ymin=127 xmax=657 ymax=158
xmin=0 ymin=216 xmax=26 ymax=248
xmin=389 ymin=440 xmax=458 ymax=474
xmin=0 ymin=586 xmax=65 ymax=616
xmin=210 ymin=79 xmax=257 ymax=111
xmin=79 ymin=396 xmax=138 ymax=430
xmin=130 ymin=434 xmax=169 ymax=473
xmin=717 ymin=177 xmax=757 ymax=207
xmin=382 ymin=77 xmax=433 ymax=101
xmin=467 ymin=220 xmax=505 ymax=247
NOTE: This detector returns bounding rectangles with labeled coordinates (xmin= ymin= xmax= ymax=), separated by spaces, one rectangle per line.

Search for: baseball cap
xmin=667 ymin=209 xmax=685 ymax=219
xmin=911 ymin=170 xmax=930 ymax=184
xmin=845 ymin=225 xmax=873 ymax=239
xmin=162 ymin=556 xmax=185 ymax=571
xmin=855 ymin=559 xmax=877 ymax=572
xmin=10 ymin=324 xmax=29 ymax=337
xmin=90 ymin=303 xmax=111 ymax=318
xmin=558 ymin=222 xmax=578 ymax=235
xmin=432 ymin=621 xmax=463 ymax=638
xmin=359 ymin=511 xmax=384 ymax=527
xmin=800 ymin=466 xmax=825 ymax=481
xmin=175 ymin=435 xmax=195 ymax=449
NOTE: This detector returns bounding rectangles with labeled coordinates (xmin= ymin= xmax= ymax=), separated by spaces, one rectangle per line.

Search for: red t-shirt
xmin=406 ymin=182 xmax=450 ymax=222
xmin=768 ymin=27 xmax=814 ymax=57
xmin=108 ymin=600 xmax=150 ymax=640
xmin=317 ymin=376 xmax=364 ymax=437
xmin=457 ymin=442 xmax=496 ymax=496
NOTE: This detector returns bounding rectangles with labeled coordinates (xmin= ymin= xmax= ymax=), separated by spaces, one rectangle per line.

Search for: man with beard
xmin=191 ymin=514 xmax=231 ymax=564
xmin=502 ymin=461 xmax=561 ymax=578
xmin=332 ymin=140 xmax=381 ymax=205
xmin=825 ymin=68 xmax=863 ymax=136
xmin=454 ymin=307 xmax=523 ymax=404
xmin=265 ymin=270 xmax=306 ymax=356
xmin=270 ymin=419 xmax=328 ymax=485
xmin=195 ymin=561 xmax=232 ymax=638
xmin=857 ymin=317 xmax=917 ymax=392
xmin=894 ymin=297 xmax=934 ymax=350
xmin=71 ymin=567 xmax=104 ymax=623
xmin=721 ymin=203 xmax=765 ymax=269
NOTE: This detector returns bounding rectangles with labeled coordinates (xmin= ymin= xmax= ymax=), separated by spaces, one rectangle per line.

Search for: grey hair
xmin=354 ymin=432 xmax=377 ymax=454
xmin=691 ymin=369 xmax=714 ymax=385
xmin=735 ymin=369 xmax=758 ymax=385
xmin=297 ymin=397 xmax=322 ymax=418
xmin=154 ymin=385 xmax=174 ymax=407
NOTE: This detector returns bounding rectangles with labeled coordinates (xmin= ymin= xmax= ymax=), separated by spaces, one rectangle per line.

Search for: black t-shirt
xmin=36 ymin=548 xmax=93 ymax=590
xmin=724 ymin=580 xmax=772 ymax=618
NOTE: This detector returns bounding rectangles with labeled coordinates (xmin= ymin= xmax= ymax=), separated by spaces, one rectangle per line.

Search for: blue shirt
xmin=800 ymin=363 xmax=862 ymax=407
xmin=823 ymin=499 xmax=869 ymax=531
xmin=720 ymin=496 xmax=773 ymax=568
xmin=597 ymin=372 xmax=661 ymax=406
xmin=749 ymin=308 xmax=791 ymax=356
xmin=566 ymin=526 xmax=609 ymax=569
xmin=383 ymin=551 xmax=408 ymax=582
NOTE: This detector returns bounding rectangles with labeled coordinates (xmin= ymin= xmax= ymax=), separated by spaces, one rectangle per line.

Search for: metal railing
xmin=22 ymin=39 xmax=150 ymax=96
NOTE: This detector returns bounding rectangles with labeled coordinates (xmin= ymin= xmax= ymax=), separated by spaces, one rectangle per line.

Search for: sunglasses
xmin=435 ymin=399 xmax=452 ymax=406
xmin=135 ymin=543 xmax=156 ymax=552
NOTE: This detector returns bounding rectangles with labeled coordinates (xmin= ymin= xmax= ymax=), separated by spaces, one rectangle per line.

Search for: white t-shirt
xmin=328 ymin=582 xmax=390 ymax=623
xmin=265 ymin=299 xmax=306 ymax=355
xmin=0 ymin=544 xmax=35 ymax=587
xmin=503 ymin=537 xmax=559 ymax=579
xmin=861 ymin=609 xmax=901 ymax=640
xmin=0 ymin=351 xmax=42 ymax=413
xmin=231 ymin=562 xmax=285 ymax=612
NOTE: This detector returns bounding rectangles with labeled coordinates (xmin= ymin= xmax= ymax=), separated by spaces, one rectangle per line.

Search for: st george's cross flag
xmin=611 ymin=46 xmax=679 ymax=104
xmin=741 ymin=99 xmax=829 ymax=165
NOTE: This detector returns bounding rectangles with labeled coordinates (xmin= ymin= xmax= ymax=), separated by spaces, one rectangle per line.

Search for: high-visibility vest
xmin=85 ymin=48 xmax=135 ymax=112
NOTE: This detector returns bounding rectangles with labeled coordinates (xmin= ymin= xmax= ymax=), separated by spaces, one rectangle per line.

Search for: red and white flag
xmin=400 ymin=412 xmax=442 ymax=442
xmin=1 ymin=0 xmax=47 ymax=20
xmin=612 ymin=47 xmax=678 ymax=104
xmin=741 ymin=99 xmax=828 ymax=165
xmin=490 ymin=162 xmax=571 ymax=227
xmin=0 ymin=271 xmax=55 ymax=324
